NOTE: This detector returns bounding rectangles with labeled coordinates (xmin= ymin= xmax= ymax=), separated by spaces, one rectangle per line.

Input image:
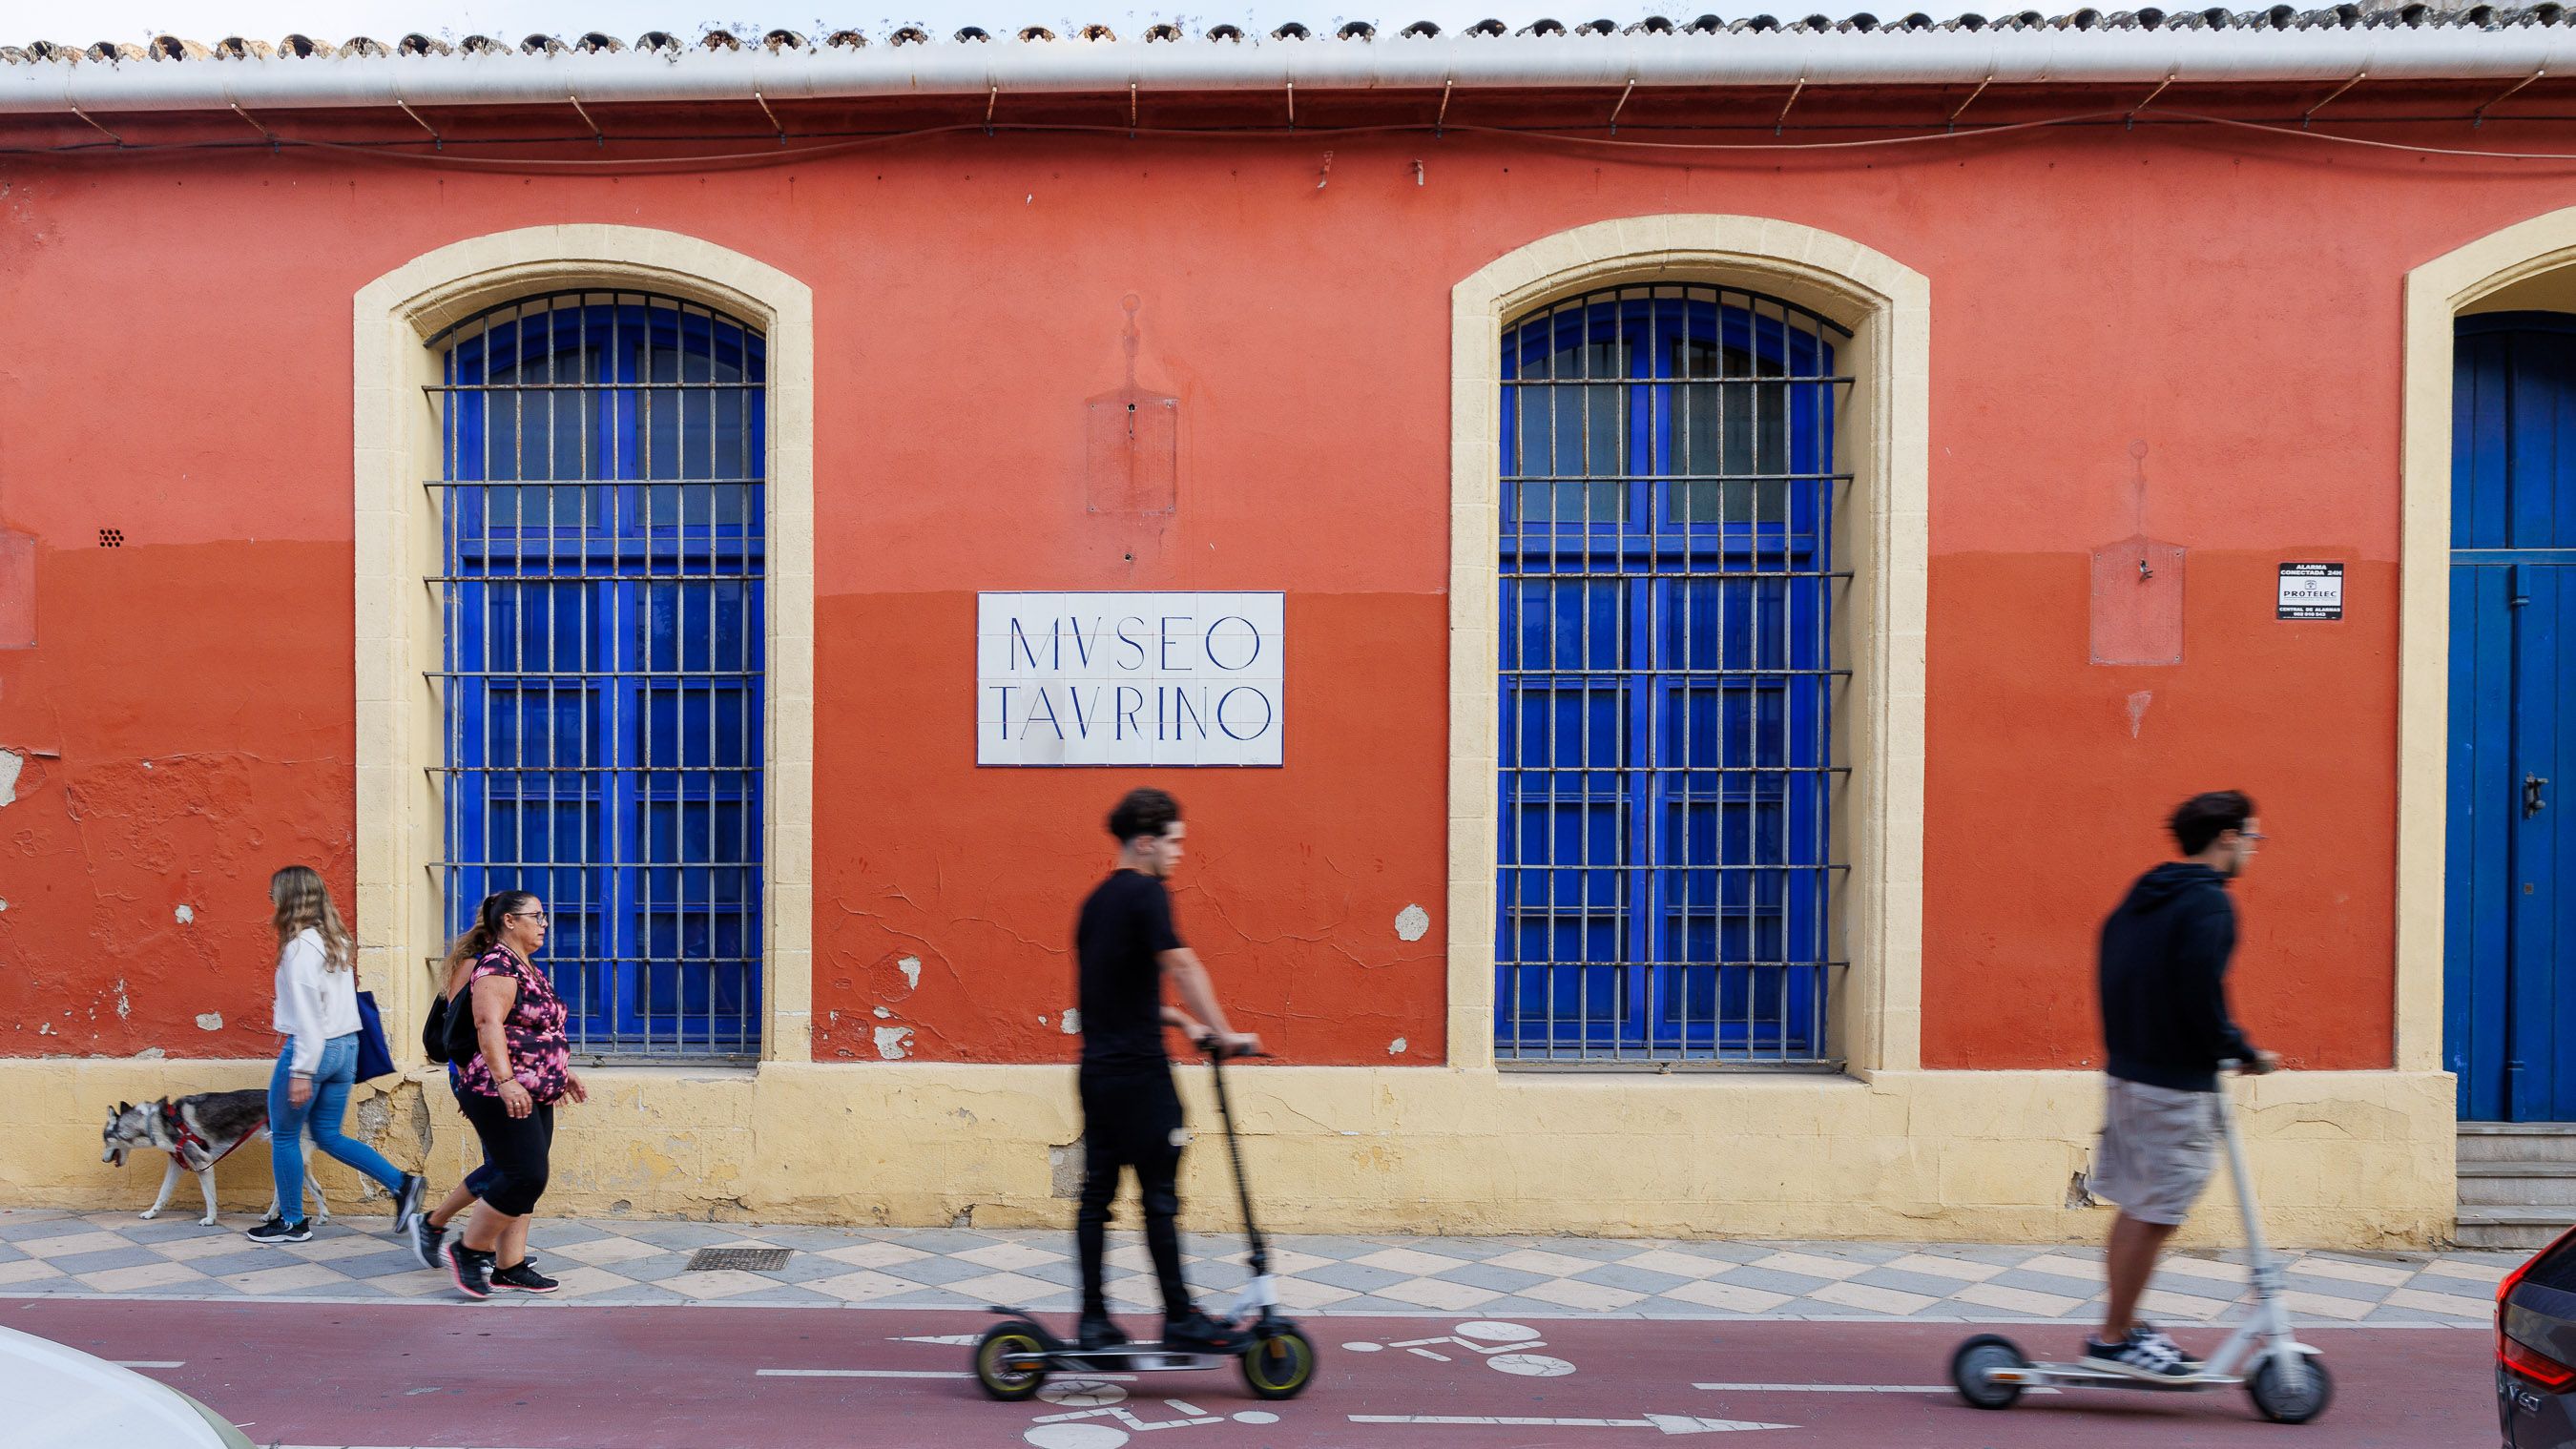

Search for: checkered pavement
xmin=0 ymin=1208 xmax=2514 ymax=1325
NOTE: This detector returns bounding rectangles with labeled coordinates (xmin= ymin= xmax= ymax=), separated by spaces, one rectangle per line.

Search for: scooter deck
xmin=1993 ymin=1363 xmax=2244 ymax=1392
xmin=986 ymin=1311 xmax=1248 ymax=1373
xmin=1032 ymin=1347 xmax=1236 ymax=1372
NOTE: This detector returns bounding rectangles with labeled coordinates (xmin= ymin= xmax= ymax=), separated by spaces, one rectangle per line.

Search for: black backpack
xmin=421 ymin=988 xmax=453 ymax=1065
xmin=423 ymin=983 xmax=479 ymax=1065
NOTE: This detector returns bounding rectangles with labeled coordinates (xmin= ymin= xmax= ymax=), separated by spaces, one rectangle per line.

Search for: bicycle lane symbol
xmin=1340 ymin=1320 xmax=1576 ymax=1377
xmin=1022 ymin=1381 xmax=1282 ymax=1449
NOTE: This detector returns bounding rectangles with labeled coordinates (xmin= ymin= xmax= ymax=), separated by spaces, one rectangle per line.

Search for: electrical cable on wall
xmin=10 ymin=110 xmax=2576 ymax=171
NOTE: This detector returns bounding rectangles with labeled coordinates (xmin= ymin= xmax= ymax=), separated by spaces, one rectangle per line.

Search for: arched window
xmin=1497 ymin=284 xmax=1847 ymax=1064
xmin=430 ymin=292 xmax=766 ymax=1059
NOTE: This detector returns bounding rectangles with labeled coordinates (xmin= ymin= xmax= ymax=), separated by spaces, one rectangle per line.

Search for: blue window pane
xmin=1505 ymin=577 xmax=1623 ymax=673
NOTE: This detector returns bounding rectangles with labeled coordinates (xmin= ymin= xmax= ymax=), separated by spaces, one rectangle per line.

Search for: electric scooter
xmin=972 ymin=1041 xmax=1319 ymax=1402
xmin=1948 ymin=1061 xmax=2334 ymax=1425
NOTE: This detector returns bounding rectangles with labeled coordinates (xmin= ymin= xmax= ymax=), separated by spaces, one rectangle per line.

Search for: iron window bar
xmin=430 ymin=288 xmax=768 ymax=1063
xmin=1496 ymin=281 xmax=1850 ymax=1067
xmin=429 ymin=670 xmax=767 ymax=680
xmin=1504 ymin=869 xmax=1864 ymax=880
xmin=427 ymin=766 xmax=767 ymax=776
xmin=426 ymin=574 xmax=766 ymax=584
xmin=1502 ymin=668 xmax=1851 ymax=678
xmin=424 ymin=381 xmax=768 ymax=391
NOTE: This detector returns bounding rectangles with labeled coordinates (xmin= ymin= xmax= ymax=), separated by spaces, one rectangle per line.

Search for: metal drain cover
xmin=685 ymin=1247 xmax=791 ymax=1273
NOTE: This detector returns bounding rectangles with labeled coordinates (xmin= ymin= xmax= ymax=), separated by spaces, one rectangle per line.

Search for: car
xmin=2501 ymin=1225 xmax=2576 ymax=1447
xmin=0 ymin=1322 xmax=257 ymax=1448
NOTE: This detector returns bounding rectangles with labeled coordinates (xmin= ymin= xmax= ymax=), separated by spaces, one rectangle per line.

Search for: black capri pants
xmin=453 ymin=1089 xmax=554 ymax=1216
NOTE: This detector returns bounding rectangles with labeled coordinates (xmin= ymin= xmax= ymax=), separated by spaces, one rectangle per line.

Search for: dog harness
xmin=160 ymin=1100 xmax=261 ymax=1170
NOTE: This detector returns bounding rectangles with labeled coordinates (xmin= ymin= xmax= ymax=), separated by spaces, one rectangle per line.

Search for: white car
xmin=0 ymin=1323 xmax=256 ymax=1448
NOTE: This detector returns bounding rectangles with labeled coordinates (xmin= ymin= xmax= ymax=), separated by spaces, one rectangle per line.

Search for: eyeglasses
xmin=508 ymin=910 xmax=550 ymax=922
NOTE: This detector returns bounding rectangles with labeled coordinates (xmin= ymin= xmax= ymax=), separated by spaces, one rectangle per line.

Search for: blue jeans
xmin=270 ymin=1034 xmax=405 ymax=1223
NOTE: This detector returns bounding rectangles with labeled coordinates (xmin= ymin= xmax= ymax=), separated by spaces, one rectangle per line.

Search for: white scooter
xmin=1948 ymin=1062 xmax=2334 ymax=1425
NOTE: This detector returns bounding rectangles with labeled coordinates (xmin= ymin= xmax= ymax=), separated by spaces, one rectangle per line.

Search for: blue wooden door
xmin=2448 ymin=313 xmax=2576 ymax=1121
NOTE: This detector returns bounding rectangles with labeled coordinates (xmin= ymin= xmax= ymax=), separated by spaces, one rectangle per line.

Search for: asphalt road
xmin=0 ymin=1298 xmax=2500 ymax=1449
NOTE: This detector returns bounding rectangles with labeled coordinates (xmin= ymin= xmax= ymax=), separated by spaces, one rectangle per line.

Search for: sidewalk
xmin=0 ymin=1208 xmax=2512 ymax=1328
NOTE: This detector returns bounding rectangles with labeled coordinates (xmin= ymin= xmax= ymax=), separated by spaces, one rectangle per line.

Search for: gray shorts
xmin=2092 ymin=1076 xmax=2216 ymax=1227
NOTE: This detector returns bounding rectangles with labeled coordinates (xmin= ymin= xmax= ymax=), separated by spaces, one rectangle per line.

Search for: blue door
xmin=2448 ymin=312 xmax=2576 ymax=1120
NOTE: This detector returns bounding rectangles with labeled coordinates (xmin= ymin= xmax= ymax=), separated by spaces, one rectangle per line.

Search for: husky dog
xmin=100 ymin=1089 xmax=330 ymax=1228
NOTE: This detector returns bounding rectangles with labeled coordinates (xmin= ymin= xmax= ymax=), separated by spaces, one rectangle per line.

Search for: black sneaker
xmin=245 ymin=1217 xmax=311 ymax=1246
xmin=1075 ymin=1314 xmax=1130 ymax=1350
xmin=447 ymin=1241 xmax=496 ymax=1300
xmin=393 ymin=1173 xmax=427 ymax=1232
xmin=407 ymin=1212 xmax=447 ymax=1272
xmin=490 ymin=1260 xmax=559 ymax=1294
xmin=1162 ymin=1310 xmax=1248 ymax=1354
xmin=2084 ymin=1328 xmax=2193 ymax=1379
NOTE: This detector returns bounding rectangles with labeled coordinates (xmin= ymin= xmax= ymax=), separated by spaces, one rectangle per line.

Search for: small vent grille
xmin=684 ymin=1247 xmax=791 ymax=1273
xmin=97 ymin=528 xmax=124 ymax=549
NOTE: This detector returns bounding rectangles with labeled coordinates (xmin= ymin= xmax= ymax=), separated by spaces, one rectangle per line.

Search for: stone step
xmin=2460 ymin=1163 xmax=2576 ymax=1207
xmin=2460 ymin=1123 xmax=2576 ymax=1164
xmin=2457 ymin=1207 xmax=2576 ymax=1252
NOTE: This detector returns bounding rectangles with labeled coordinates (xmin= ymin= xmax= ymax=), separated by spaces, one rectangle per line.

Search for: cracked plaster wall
xmin=0 ymin=538 xmax=359 ymax=1060
xmin=0 ymin=1057 xmax=2460 ymax=1248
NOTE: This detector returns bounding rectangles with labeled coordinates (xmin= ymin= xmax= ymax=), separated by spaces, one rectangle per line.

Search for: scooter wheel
xmin=1949 ymin=1334 xmax=2029 ymax=1411
xmin=2247 ymin=1355 xmax=2334 ymax=1425
xmin=1241 ymin=1329 xmax=1318 ymax=1400
xmin=973 ymin=1321 xmax=1051 ymax=1402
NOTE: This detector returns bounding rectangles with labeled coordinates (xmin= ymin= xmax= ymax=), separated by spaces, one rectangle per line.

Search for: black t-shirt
xmin=1075 ymin=869 xmax=1184 ymax=1072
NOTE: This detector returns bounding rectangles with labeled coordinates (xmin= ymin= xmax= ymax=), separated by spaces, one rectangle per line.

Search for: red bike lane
xmin=0 ymin=1298 xmax=2497 ymax=1448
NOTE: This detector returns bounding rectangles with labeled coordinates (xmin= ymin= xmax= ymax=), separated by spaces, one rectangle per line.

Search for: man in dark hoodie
xmin=2087 ymin=791 xmax=2279 ymax=1379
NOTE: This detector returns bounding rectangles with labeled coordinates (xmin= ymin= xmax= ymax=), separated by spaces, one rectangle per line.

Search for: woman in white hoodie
xmin=249 ymin=866 xmax=426 ymax=1245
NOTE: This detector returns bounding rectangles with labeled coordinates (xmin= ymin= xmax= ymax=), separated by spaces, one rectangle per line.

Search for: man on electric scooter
xmin=2088 ymin=790 xmax=2280 ymax=1379
xmin=1072 ymin=787 xmax=1263 ymax=1355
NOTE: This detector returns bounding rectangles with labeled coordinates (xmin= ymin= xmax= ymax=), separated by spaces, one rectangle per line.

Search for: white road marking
xmin=892 ymin=1333 xmax=986 ymax=1345
xmin=1456 ymin=1320 xmax=1543 ymax=1343
xmin=1694 ymin=1381 xmax=2061 ymax=1396
xmin=758 ymin=1368 xmax=972 ymax=1378
xmin=1694 ymin=1382 xmax=1952 ymax=1394
xmin=1039 ymin=1400 xmax=1226 ymax=1431
xmin=1038 ymin=1381 xmax=1129 ymax=1407
xmin=762 ymin=1365 xmax=1140 ymax=1382
xmin=1351 ymin=1414 xmax=1795 ymax=1436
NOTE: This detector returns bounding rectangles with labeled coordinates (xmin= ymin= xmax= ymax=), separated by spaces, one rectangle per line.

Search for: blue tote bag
xmin=352 ymin=989 xmax=397 ymax=1083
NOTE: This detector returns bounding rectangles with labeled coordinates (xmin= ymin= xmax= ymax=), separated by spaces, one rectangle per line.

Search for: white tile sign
xmin=978 ymin=592 xmax=1283 ymax=766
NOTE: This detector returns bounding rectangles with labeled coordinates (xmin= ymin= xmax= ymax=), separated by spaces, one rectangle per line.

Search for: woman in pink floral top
xmin=436 ymin=890 xmax=587 ymax=1299
xmin=454 ymin=942 xmax=573 ymax=1102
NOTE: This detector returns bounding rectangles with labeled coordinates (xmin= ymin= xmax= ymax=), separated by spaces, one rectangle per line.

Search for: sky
xmin=10 ymin=0 xmax=1982 ymax=45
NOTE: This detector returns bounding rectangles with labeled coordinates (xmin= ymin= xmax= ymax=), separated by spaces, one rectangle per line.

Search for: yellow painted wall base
xmin=6 ymin=1060 xmax=2455 ymax=1250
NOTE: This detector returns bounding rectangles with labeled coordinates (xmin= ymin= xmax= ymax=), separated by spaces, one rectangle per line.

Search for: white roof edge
xmin=0 ymin=31 xmax=2568 ymax=115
